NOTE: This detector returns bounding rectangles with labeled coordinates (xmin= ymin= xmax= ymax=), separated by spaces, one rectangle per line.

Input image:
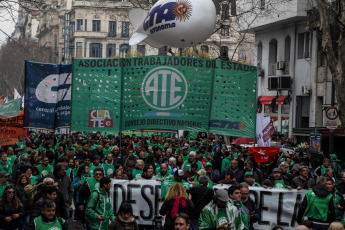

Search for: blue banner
xmin=24 ymin=61 xmax=72 ymax=133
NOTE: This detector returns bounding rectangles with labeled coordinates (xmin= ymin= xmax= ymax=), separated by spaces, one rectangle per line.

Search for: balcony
xmin=73 ymin=31 xmax=107 ymax=39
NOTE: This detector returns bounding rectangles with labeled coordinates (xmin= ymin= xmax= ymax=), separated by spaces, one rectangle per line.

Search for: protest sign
xmin=0 ymin=110 xmax=24 ymax=146
xmin=111 ymin=180 xmax=304 ymax=229
xmin=71 ymin=56 xmax=257 ymax=138
xmin=24 ymin=61 xmax=72 ymax=133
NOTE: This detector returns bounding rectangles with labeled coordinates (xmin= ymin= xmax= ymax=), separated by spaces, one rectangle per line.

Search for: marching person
xmin=29 ymin=200 xmax=68 ymax=230
xmin=297 ymin=176 xmax=335 ymax=230
xmin=0 ymin=185 xmax=23 ymax=230
xmin=108 ymin=201 xmax=139 ymax=230
xmin=86 ymin=177 xmax=115 ymax=230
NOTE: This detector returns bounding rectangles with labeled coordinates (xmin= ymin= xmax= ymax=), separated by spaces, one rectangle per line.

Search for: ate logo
xmin=88 ymin=110 xmax=113 ymax=128
xmin=141 ymin=67 xmax=188 ymax=110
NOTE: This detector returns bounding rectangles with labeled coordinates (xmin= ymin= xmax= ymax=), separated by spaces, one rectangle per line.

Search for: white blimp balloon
xmin=129 ymin=0 xmax=217 ymax=48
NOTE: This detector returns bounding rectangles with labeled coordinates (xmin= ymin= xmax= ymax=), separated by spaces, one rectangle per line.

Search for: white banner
xmin=110 ymin=180 xmax=305 ymax=229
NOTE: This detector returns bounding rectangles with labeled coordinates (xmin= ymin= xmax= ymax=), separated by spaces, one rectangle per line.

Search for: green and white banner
xmin=71 ymin=56 xmax=257 ymax=137
xmin=0 ymin=99 xmax=21 ymax=118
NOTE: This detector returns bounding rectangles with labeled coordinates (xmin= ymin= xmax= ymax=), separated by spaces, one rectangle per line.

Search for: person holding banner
xmin=159 ymin=183 xmax=194 ymax=230
xmin=263 ymin=168 xmax=291 ymax=189
xmin=297 ymin=176 xmax=335 ymax=230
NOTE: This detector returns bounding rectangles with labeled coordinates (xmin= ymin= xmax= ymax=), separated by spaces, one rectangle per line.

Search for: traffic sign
xmin=326 ymin=107 xmax=338 ymax=120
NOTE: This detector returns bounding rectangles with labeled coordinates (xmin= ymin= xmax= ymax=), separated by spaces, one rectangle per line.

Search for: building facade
xmin=16 ymin=0 xmax=254 ymax=64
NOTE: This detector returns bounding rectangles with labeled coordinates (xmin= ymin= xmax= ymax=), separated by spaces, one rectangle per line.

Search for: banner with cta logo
xmin=24 ymin=61 xmax=72 ymax=133
xmin=71 ymin=56 xmax=257 ymax=137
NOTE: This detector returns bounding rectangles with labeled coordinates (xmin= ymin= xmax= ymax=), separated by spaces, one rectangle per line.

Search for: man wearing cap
xmin=241 ymin=172 xmax=261 ymax=187
xmin=205 ymin=162 xmax=219 ymax=184
xmin=242 ymin=160 xmax=263 ymax=185
xmin=0 ymin=171 xmax=9 ymax=197
xmin=263 ymin=168 xmax=291 ymax=189
xmin=291 ymin=166 xmax=316 ymax=190
xmin=199 ymin=189 xmax=244 ymax=230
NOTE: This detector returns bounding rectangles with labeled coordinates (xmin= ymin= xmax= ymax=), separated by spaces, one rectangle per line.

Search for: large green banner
xmin=71 ymin=56 xmax=257 ymax=137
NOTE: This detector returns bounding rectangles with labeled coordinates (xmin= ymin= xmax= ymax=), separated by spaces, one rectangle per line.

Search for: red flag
xmin=248 ymin=147 xmax=280 ymax=163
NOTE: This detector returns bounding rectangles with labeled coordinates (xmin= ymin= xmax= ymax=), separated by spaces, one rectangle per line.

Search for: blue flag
xmin=24 ymin=61 xmax=72 ymax=133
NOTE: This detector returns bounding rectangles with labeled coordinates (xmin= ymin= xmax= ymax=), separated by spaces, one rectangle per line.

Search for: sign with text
xmin=24 ymin=61 xmax=71 ymax=133
xmin=0 ymin=110 xmax=25 ymax=146
xmin=71 ymin=56 xmax=257 ymax=137
xmin=110 ymin=180 xmax=304 ymax=229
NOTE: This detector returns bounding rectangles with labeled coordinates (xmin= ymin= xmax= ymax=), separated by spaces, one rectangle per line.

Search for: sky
xmin=0 ymin=4 xmax=18 ymax=45
xmin=0 ymin=20 xmax=16 ymax=44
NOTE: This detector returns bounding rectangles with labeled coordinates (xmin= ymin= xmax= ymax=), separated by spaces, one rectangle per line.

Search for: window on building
xmin=201 ymin=45 xmax=209 ymax=53
xmin=269 ymin=39 xmax=277 ymax=63
xmin=220 ymin=46 xmax=229 ymax=60
xmin=109 ymin=21 xmax=117 ymax=37
xmin=260 ymin=0 xmax=265 ymax=9
xmin=257 ymin=42 xmax=263 ymax=67
xmin=84 ymin=42 xmax=87 ymax=57
xmin=221 ymin=4 xmax=230 ymax=20
xmin=70 ymin=46 xmax=75 ymax=57
xmin=106 ymin=44 xmax=116 ymax=57
xmin=297 ymin=33 xmax=312 ymax=59
xmin=120 ymin=43 xmax=130 ymax=57
xmin=231 ymin=0 xmax=237 ymax=16
xmin=90 ymin=43 xmax=102 ymax=57
xmin=76 ymin=42 xmax=82 ymax=57
xmin=137 ymin=45 xmax=146 ymax=56
xmin=85 ymin=19 xmax=87 ymax=31
xmin=92 ymin=20 xmax=101 ymax=32
xmin=70 ymin=22 xmax=75 ymax=33
xmin=220 ymin=25 xmax=229 ymax=36
xmin=121 ymin=22 xmax=130 ymax=38
xmin=284 ymin=36 xmax=291 ymax=62
xmin=77 ymin=19 xmax=83 ymax=31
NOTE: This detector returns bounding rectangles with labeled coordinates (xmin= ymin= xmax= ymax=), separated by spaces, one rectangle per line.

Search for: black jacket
xmin=30 ymin=197 xmax=67 ymax=221
xmin=0 ymin=201 xmax=23 ymax=229
xmin=297 ymin=185 xmax=335 ymax=223
xmin=159 ymin=198 xmax=194 ymax=227
xmin=188 ymin=185 xmax=214 ymax=219
xmin=243 ymin=197 xmax=261 ymax=230
xmin=262 ymin=175 xmax=291 ymax=188
xmin=335 ymin=181 xmax=345 ymax=195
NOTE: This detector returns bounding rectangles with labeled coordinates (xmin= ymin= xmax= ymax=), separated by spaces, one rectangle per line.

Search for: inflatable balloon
xmin=129 ymin=0 xmax=217 ymax=48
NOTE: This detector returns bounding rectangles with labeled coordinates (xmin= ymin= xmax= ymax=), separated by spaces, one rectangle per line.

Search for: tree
xmin=0 ymin=37 xmax=54 ymax=96
xmin=308 ymin=0 xmax=345 ymax=126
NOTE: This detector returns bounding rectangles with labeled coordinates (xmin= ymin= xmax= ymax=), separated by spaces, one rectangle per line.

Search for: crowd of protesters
xmin=0 ymin=131 xmax=344 ymax=230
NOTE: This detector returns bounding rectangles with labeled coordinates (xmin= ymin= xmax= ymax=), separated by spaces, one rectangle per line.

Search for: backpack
xmin=23 ymin=182 xmax=43 ymax=208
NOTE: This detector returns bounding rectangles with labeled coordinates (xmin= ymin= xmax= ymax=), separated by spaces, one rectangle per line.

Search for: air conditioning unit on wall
xmin=276 ymin=61 xmax=285 ymax=70
xmin=302 ymin=85 xmax=310 ymax=95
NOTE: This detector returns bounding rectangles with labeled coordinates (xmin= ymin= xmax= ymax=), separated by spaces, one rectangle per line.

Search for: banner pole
xmin=177 ymin=130 xmax=181 ymax=150
xmin=119 ymin=131 xmax=122 ymax=155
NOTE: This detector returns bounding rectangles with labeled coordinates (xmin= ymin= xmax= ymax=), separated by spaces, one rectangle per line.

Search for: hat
xmin=176 ymin=169 xmax=184 ymax=177
xmin=244 ymin=172 xmax=253 ymax=177
xmin=272 ymin=168 xmax=281 ymax=173
xmin=215 ymin=189 xmax=229 ymax=202
xmin=22 ymin=153 xmax=30 ymax=160
xmin=205 ymin=162 xmax=212 ymax=167
xmin=330 ymin=154 xmax=337 ymax=160
xmin=0 ymin=172 xmax=8 ymax=178
xmin=197 ymin=169 xmax=207 ymax=176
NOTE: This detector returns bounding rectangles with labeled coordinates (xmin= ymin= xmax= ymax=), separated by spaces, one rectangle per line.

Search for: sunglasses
xmin=95 ymin=173 xmax=102 ymax=176
xmin=7 ymin=191 xmax=14 ymax=194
